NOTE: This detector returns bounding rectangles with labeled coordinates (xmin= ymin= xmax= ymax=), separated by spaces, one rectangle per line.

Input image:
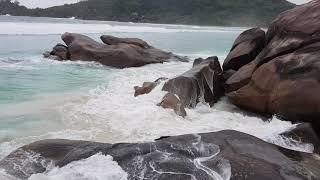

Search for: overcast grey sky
xmin=13 ymin=0 xmax=312 ymax=8
xmin=288 ymin=0 xmax=311 ymax=4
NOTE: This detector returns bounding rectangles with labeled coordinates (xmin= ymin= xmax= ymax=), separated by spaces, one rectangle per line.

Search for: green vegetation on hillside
xmin=0 ymin=0 xmax=295 ymax=26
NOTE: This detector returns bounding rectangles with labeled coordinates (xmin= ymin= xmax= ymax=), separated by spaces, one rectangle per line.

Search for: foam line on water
xmin=0 ymin=22 xmax=245 ymax=35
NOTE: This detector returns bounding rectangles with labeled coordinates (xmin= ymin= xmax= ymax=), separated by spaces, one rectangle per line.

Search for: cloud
xmin=15 ymin=0 xmax=311 ymax=8
xmin=287 ymin=0 xmax=310 ymax=4
xmin=13 ymin=0 xmax=82 ymax=8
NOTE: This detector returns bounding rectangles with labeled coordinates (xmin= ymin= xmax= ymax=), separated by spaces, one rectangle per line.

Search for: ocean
xmin=0 ymin=16 xmax=313 ymax=180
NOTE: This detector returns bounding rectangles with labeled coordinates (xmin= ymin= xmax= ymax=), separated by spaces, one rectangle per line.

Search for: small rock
xmin=158 ymin=93 xmax=187 ymax=117
xmin=134 ymin=77 xmax=168 ymax=97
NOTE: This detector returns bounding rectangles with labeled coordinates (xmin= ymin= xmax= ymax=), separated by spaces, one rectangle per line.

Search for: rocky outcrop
xmin=1 ymin=130 xmax=319 ymax=180
xmin=228 ymin=43 xmax=320 ymax=119
xmin=157 ymin=92 xmax=187 ymax=117
xmin=162 ymin=56 xmax=224 ymax=108
xmin=226 ymin=1 xmax=320 ymax=123
xmin=223 ymin=28 xmax=265 ymax=71
xmin=45 ymin=33 xmax=188 ymax=68
xmin=134 ymin=77 xmax=168 ymax=97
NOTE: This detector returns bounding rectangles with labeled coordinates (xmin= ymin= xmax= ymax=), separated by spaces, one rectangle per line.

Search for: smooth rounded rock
xmin=227 ymin=1 xmax=320 ymax=125
xmin=1 ymin=130 xmax=319 ymax=180
xmin=46 ymin=33 xmax=188 ymax=68
xmin=223 ymin=28 xmax=265 ymax=71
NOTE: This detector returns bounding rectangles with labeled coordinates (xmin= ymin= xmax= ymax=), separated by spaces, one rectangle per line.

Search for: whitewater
xmin=0 ymin=16 xmax=313 ymax=180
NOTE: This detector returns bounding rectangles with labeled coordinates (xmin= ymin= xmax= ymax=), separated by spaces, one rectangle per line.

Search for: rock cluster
xmin=3 ymin=2 xmax=320 ymax=179
xmin=45 ymin=33 xmax=188 ymax=68
xmin=225 ymin=1 xmax=320 ymax=126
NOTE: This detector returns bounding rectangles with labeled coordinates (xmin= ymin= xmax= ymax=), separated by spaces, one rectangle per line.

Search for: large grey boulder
xmin=1 ymin=130 xmax=319 ymax=180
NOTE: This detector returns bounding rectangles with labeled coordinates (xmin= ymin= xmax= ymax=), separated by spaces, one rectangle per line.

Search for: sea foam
xmin=0 ymin=59 xmax=312 ymax=163
xmin=0 ymin=20 xmax=314 ymax=180
xmin=0 ymin=22 xmax=245 ymax=35
xmin=28 ymin=153 xmax=128 ymax=180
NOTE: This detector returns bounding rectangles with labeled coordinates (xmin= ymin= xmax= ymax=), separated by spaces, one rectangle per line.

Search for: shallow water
xmin=0 ymin=16 xmax=313 ymax=179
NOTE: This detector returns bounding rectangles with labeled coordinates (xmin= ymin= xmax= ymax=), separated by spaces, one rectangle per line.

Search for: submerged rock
xmin=43 ymin=44 xmax=69 ymax=61
xmin=134 ymin=82 xmax=157 ymax=97
xmin=42 ymin=51 xmax=61 ymax=61
xmin=1 ymin=130 xmax=319 ymax=180
xmin=162 ymin=56 xmax=224 ymax=108
xmin=226 ymin=1 xmax=320 ymax=124
xmin=45 ymin=33 xmax=188 ymax=68
xmin=51 ymin=43 xmax=69 ymax=60
xmin=223 ymin=28 xmax=265 ymax=71
xmin=134 ymin=77 xmax=168 ymax=97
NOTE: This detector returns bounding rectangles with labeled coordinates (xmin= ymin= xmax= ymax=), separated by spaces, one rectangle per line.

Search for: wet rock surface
xmin=134 ymin=77 xmax=168 ymax=97
xmin=1 ymin=130 xmax=319 ymax=180
xmin=162 ymin=56 xmax=224 ymax=108
xmin=157 ymin=92 xmax=187 ymax=117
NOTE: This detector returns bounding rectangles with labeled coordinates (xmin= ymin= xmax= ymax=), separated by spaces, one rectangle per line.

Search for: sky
xmin=13 ymin=0 xmax=311 ymax=8
xmin=13 ymin=0 xmax=82 ymax=8
xmin=288 ymin=0 xmax=310 ymax=4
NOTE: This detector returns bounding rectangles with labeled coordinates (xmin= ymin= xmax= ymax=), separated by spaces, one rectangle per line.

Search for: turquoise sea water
xmin=0 ymin=16 xmax=312 ymax=179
